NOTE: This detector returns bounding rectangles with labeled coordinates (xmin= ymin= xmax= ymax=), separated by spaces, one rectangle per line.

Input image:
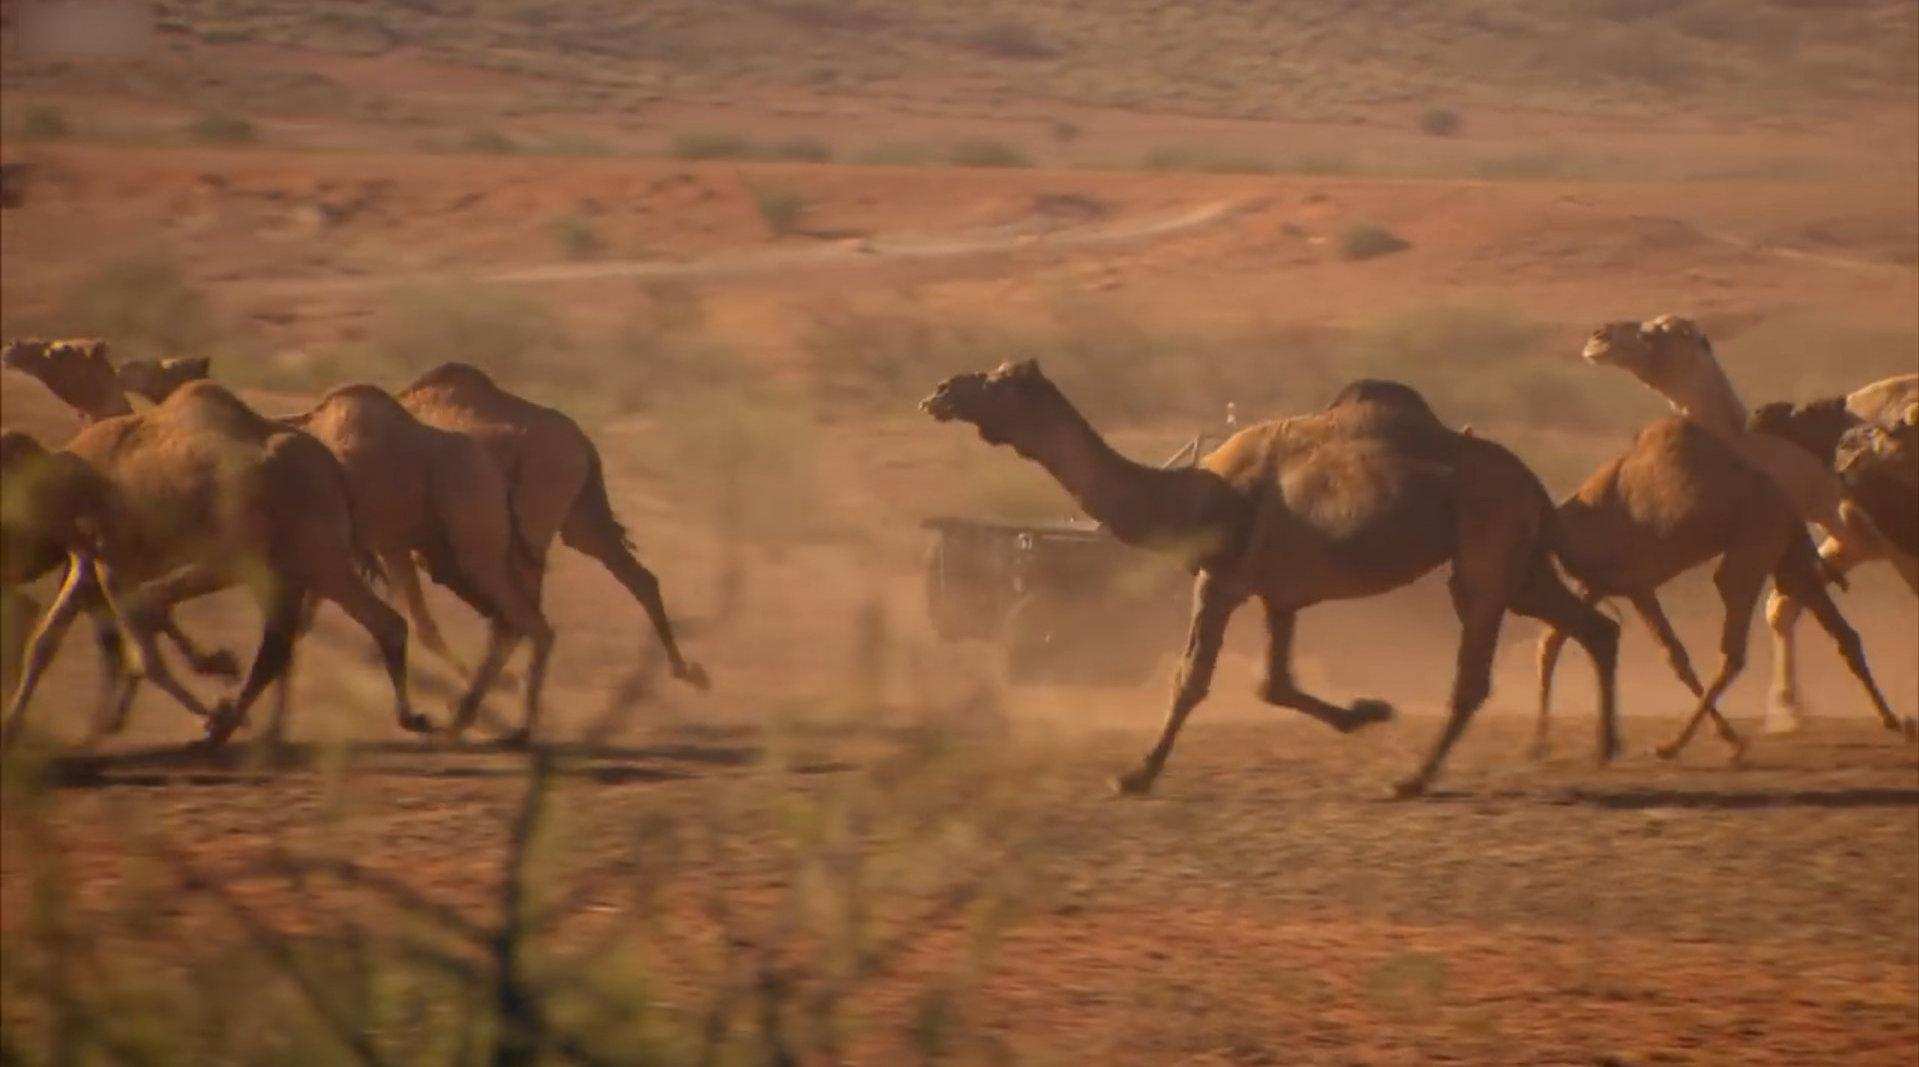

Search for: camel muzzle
xmin=920 ymin=394 xmax=957 ymax=421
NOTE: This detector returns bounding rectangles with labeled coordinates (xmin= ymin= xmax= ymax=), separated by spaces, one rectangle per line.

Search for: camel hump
xmin=1325 ymin=379 xmax=1442 ymax=423
xmin=405 ymin=362 xmax=499 ymax=396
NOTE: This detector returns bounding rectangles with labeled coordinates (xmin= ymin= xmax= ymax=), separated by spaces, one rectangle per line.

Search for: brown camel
xmin=1535 ymin=416 xmax=1902 ymax=761
xmin=282 ymin=384 xmax=555 ymax=742
xmin=921 ymin=362 xmax=1619 ymax=797
xmin=2 ymin=339 xmax=133 ymax=423
xmin=2 ymin=382 xmax=428 ymax=745
xmin=395 ymin=362 xmax=708 ymax=693
xmin=116 ymin=356 xmax=212 ymax=406
xmin=9 ymin=342 xmax=559 ymax=741
xmin=1582 ymin=317 xmax=1913 ymax=730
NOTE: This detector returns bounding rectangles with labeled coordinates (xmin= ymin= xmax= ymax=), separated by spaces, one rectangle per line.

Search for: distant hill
xmin=10 ymin=0 xmax=1914 ymax=123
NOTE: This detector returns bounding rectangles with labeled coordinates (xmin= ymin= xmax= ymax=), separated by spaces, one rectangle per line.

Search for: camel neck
xmin=1021 ymin=404 xmax=1217 ymax=552
xmin=1657 ymin=362 xmax=1748 ymax=437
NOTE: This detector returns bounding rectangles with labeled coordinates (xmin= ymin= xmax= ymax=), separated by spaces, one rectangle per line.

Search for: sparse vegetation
xmin=1340 ymin=223 xmax=1412 ymax=260
xmin=461 ymin=127 xmax=518 ymax=153
xmin=1140 ymin=146 xmax=1275 ymax=174
xmin=186 ymin=111 xmax=258 ymax=144
xmin=551 ymin=212 xmax=605 ymax=260
xmin=856 ymin=141 xmax=938 ymax=166
xmin=1418 ymin=106 xmax=1462 ymax=136
xmin=947 ymin=139 xmax=1033 ymax=168
xmin=750 ymin=185 xmax=808 ymax=236
xmin=965 ymin=19 xmax=1058 ymax=59
xmin=669 ymin=130 xmax=833 ymax=162
xmin=17 ymin=104 xmax=71 ymax=140
xmin=58 ymin=252 xmax=222 ymax=358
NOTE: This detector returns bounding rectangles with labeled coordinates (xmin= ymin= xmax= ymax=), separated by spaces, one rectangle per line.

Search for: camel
xmin=921 ymin=361 xmax=1619 ymax=797
xmin=1833 ymin=403 xmax=1917 ymax=557
xmin=10 ymin=342 xmax=560 ymax=742
xmin=1534 ymin=416 xmax=1902 ymax=760
xmin=394 ymin=362 xmax=709 ymax=694
xmin=116 ymin=356 xmax=212 ymax=406
xmin=1582 ymin=317 xmax=1915 ymax=730
xmin=3 ymin=382 xmax=428 ymax=745
xmin=2 ymin=339 xmax=133 ymax=423
xmin=281 ymin=384 xmax=555 ymax=742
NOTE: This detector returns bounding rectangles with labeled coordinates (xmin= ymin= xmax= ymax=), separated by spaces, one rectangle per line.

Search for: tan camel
xmin=1833 ymin=403 xmax=1917 ymax=557
xmin=283 ymin=384 xmax=556 ymax=742
xmin=1535 ymin=416 xmax=1902 ymax=760
xmin=1583 ymin=317 xmax=1914 ymax=730
xmin=2 ymin=339 xmax=133 ymax=423
xmin=3 ymin=382 xmax=428 ymax=745
xmin=395 ymin=362 xmax=709 ymax=693
xmin=10 ymin=342 xmax=560 ymax=742
xmin=116 ymin=356 xmax=212 ymax=406
xmin=922 ymin=362 xmax=1619 ymax=797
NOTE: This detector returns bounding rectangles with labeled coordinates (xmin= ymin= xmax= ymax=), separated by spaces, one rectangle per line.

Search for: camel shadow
xmin=1560 ymin=786 xmax=1919 ymax=810
xmin=36 ymin=736 xmax=811 ymax=790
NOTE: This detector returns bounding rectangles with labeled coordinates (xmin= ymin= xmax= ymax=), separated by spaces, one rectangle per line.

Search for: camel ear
xmin=1007 ymin=358 xmax=1042 ymax=379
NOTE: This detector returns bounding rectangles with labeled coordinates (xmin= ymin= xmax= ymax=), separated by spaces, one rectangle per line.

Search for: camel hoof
xmin=1762 ymin=704 xmax=1804 ymax=735
xmin=1653 ymin=743 xmax=1681 ymax=762
xmin=1389 ymin=776 xmax=1427 ymax=800
xmin=1899 ymin=717 xmax=1918 ymax=742
xmin=397 ymin=712 xmax=435 ymax=735
xmin=498 ymin=728 xmax=534 ymax=750
xmin=203 ymin=701 xmax=246 ymax=748
xmin=676 ymin=662 xmax=712 ymax=691
xmin=194 ymin=650 xmax=242 ymax=678
xmin=1726 ymin=740 xmax=1749 ymax=767
xmin=1340 ymin=699 xmax=1394 ymax=733
xmin=1112 ymin=767 xmax=1157 ymax=796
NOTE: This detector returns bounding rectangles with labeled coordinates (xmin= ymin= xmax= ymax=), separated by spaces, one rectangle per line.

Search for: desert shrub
xmin=366 ymin=282 xmax=560 ymax=383
xmin=1340 ymin=223 xmax=1411 ymax=260
xmin=551 ymin=212 xmax=604 ymax=259
xmin=768 ymin=135 xmax=833 ymax=162
xmin=1556 ymin=26 xmax=1696 ymax=88
xmin=59 ymin=252 xmax=221 ymax=358
xmin=1140 ymin=145 xmax=1274 ymax=174
xmin=947 ymin=139 xmax=1032 ymax=168
xmin=750 ymin=185 xmax=807 ymax=235
xmin=1471 ymin=151 xmax=1578 ymax=180
xmin=856 ymin=141 xmax=938 ymax=166
xmin=1289 ymin=154 xmax=1360 ymax=176
xmin=1049 ymin=118 xmax=1083 ymax=143
xmin=1673 ymin=0 xmax=1798 ymax=53
xmin=186 ymin=111 xmax=258 ymax=144
xmin=670 ymin=129 xmax=754 ymax=160
xmin=460 ymin=127 xmax=517 ymax=153
xmin=965 ymin=19 xmax=1057 ymax=59
xmin=18 ymin=103 xmax=70 ymax=140
xmin=1417 ymin=106 xmax=1462 ymax=136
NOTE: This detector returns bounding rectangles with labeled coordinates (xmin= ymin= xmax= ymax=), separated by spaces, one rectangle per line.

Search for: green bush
xmin=460 ymin=127 xmax=517 ymax=153
xmin=60 ymin=253 xmax=221 ymax=357
xmin=947 ymin=139 xmax=1032 ymax=168
xmin=670 ymin=130 xmax=753 ymax=160
xmin=186 ymin=112 xmax=258 ymax=144
xmin=551 ymin=213 xmax=604 ymax=259
xmin=1340 ymin=223 xmax=1411 ymax=260
xmin=19 ymin=104 xmax=70 ymax=140
xmin=1418 ymin=106 xmax=1462 ymax=136
xmin=751 ymin=186 xmax=807 ymax=235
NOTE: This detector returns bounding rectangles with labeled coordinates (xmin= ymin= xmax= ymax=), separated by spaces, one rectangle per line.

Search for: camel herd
xmin=0 ymin=339 xmax=708 ymax=750
xmin=2 ymin=314 xmax=1915 ymax=796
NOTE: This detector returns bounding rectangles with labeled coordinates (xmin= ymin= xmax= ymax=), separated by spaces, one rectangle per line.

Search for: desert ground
xmin=1 ymin=4 xmax=1916 ymax=1063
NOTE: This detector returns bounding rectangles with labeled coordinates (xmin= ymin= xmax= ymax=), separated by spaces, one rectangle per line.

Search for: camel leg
xmin=560 ymin=514 xmax=708 ymax=691
xmin=386 ymin=551 xmax=475 ymax=683
xmin=194 ymin=585 xmax=309 ymax=748
xmin=157 ymin=615 xmax=240 ymax=678
xmin=89 ymin=563 xmax=223 ymax=726
xmin=1256 ymin=599 xmax=1394 ymax=732
xmin=1771 ymin=538 xmax=1907 ymax=737
xmin=308 ymin=561 xmax=429 ymax=736
xmin=1660 ymin=552 xmax=1768 ymax=760
xmin=1765 ymin=535 xmax=1872 ymax=732
xmin=1 ymin=558 xmax=98 ymax=747
xmin=1531 ymin=588 xmax=1605 ymax=760
xmin=448 ymin=624 xmax=520 ymax=739
xmin=258 ymin=596 xmax=318 ymax=745
xmin=0 ymin=586 xmax=32 ymax=696
xmin=1395 ymin=574 xmax=1508 ymax=800
xmin=1628 ymin=591 xmax=1743 ymax=760
xmin=1115 ymin=572 xmax=1240 ymax=795
xmin=1507 ymin=554 xmax=1621 ymax=770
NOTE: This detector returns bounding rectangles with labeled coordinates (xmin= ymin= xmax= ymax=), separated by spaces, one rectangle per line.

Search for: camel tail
xmin=568 ymin=449 xmax=635 ymax=554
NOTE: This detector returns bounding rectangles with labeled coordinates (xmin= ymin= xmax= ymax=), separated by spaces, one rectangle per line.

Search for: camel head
xmin=1580 ymin=314 xmax=1712 ymax=382
xmin=117 ymin=355 xmax=212 ymax=405
xmin=0 ymin=337 xmax=134 ymax=422
xmin=920 ymin=359 xmax=1071 ymax=454
xmin=1836 ymin=404 xmax=1919 ymax=486
xmin=1750 ymin=397 xmax=1854 ymax=465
